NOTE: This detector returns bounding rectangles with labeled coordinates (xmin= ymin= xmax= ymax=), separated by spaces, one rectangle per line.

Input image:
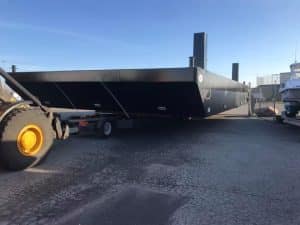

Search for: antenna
xmin=295 ymin=41 xmax=298 ymax=63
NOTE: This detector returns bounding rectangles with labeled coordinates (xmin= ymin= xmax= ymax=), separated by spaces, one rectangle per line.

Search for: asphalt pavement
xmin=1 ymin=105 xmax=300 ymax=225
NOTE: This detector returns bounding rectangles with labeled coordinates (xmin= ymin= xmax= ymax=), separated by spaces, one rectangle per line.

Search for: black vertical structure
xmin=232 ymin=63 xmax=239 ymax=81
xmin=11 ymin=32 xmax=248 ymax=119
xmin=193 ymin=32 xmax=207 ymax=69
xmin=189 ymin=56 xmax=195 ymax=67
xmin=11 ymin=65 xmax=16 ymax=73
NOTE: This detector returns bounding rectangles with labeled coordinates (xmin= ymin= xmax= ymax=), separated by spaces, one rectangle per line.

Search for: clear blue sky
xmin=0 ymin=0 xmax=299 ymax=86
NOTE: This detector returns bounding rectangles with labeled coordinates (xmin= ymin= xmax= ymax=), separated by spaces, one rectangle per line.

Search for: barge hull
xmin=11 ymin=67 xmax=248 ymax=118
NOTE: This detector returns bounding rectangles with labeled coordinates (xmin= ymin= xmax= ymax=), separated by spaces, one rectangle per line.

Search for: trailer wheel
xmin=0 ymin=109 xmax=54 ymax=170
xmin=285 ymin=111 xmax=297 ymax=118
xmin=98 ymin=120 xmax=113 ymax=138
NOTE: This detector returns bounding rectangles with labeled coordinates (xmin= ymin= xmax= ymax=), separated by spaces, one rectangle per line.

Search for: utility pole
xmin=248 ymin=82 xmax=252 ymax=116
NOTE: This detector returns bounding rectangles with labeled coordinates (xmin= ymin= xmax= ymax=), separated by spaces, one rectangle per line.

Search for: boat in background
xmin=279 ymin=62 xmax=300 ymax=117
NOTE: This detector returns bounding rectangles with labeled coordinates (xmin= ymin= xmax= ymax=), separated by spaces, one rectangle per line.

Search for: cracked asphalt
xmin=1 ymin=105 xmax=300 ymax=225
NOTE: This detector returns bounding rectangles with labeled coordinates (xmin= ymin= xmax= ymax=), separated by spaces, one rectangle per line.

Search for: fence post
xmin=248 ymin=82 xmax=252 ymax=116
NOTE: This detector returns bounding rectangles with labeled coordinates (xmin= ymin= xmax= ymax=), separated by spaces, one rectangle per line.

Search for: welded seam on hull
xmin=99 ymin=82 xmax=130 ymax=119
xmin=53 ymin=83 xmax=76 ymax=109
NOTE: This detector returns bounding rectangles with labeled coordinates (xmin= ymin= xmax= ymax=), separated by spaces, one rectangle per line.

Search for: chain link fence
xmin=251 ymin=84 xmax=284 ymax=117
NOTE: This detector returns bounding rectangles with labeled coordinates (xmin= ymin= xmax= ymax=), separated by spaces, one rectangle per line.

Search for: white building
xmin=256 ymin=74 xmax=280 ymax=86
xmin=256 ymin=62 xmax=300 ymax=86
xmin=280 ymin=72 xmax=292 ymax=84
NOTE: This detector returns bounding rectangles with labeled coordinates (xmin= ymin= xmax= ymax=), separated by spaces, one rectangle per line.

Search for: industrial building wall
xmin=252 ymin=84 xmax=280 ymax=101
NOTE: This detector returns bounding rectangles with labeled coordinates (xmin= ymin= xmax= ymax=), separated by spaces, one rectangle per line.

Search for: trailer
xmin=0 ymin=32 xmax=248 ymax=170
xmin=49 ymin=109 xmax=122 ymax=137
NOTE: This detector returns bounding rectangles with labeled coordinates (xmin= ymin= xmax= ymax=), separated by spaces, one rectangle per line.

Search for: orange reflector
xmin=79 ymin=120 xmax=89 ymax=127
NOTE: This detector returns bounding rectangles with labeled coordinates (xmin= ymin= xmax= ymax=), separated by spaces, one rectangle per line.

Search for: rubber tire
xmin=98 ymin=120 xmax=113 ymax=138
xmin=285 ymin=111 xmax=297 ymax=118
xmin=0 ymin=109 xmax=54 ymax=170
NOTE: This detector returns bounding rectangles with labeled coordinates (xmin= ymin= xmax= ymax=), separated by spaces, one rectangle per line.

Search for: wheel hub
xmin=17 ymin=125 xmax=43 ymax=156
xmin=103 ymin=122 xmax=112 ymax=136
